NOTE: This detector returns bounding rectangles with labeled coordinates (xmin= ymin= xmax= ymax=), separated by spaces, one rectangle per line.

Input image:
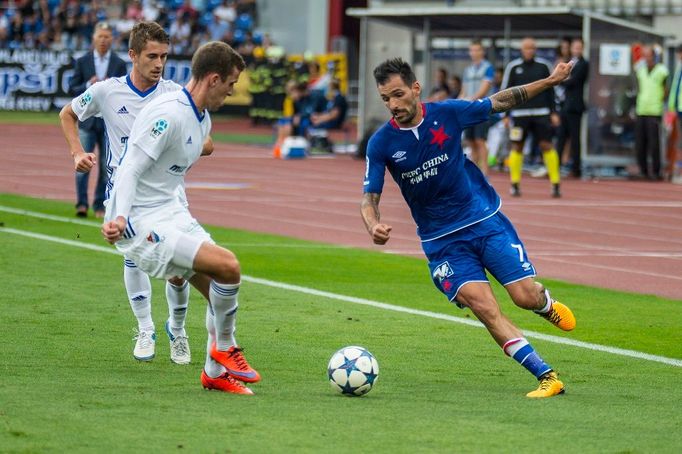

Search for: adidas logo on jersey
xmin=117 ymin=106 xmax=129 ymax=114
xmin=186 ymin=136 xmax=193 ymax=144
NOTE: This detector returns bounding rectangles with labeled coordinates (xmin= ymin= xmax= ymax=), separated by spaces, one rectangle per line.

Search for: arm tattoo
xmin=360 ymin=192 xmax=381 ymax=230
xmin=490 ymin=86 xmax=528 ymax=113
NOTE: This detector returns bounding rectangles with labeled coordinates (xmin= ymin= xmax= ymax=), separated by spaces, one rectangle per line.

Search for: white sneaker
xmin=133 ymin=329 xmax=156 ymax=361
xmin=165 ymin=320 xmax=191 ymax=365
xmin=530 ymin=166 xmax=548 ymax=178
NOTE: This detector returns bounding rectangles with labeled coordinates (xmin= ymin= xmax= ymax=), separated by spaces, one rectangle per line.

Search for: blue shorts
xmin=421 ymin=212 xmax=536 ymax=306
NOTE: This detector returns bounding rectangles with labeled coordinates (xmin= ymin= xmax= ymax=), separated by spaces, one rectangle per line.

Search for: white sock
xmin=165 ymin=280 xmax=189 ymax=337
xmin=204 ymin=304 xmax=226 ymax=378
xmin=534 ymin=289 xmax=554 ymax=314
xmin=209 ymin=281 xmax=239 ymax=351
xmin=124 ymin=259 xmax=154 ymax=332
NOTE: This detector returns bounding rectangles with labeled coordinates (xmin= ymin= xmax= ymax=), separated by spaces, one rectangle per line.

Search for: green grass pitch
xmin=1 ymin=193 xmax=681 ymax=452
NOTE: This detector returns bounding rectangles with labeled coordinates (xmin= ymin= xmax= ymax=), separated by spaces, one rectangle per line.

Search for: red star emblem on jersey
xmin=429 ymin=126 xmax=450 ymax=149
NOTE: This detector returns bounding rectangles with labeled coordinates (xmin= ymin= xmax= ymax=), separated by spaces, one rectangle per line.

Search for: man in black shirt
xmin=556 ymin=38 xmax=588 ymax=178
xmin=502 ymin=37 xmax=565 ymax=197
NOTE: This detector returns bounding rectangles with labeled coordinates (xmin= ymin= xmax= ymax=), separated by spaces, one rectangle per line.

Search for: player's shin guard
xmin=503 ymin=337 xmax=552 ymax=379
xmin=542 ymin=148 xmax=561 ymax=184
xmin=209 ymin=281 xmax=239 ymax=351
xmin=509 ymin=150 xmax=523 ymax=184
xmin=123 ymin=259 xmax=154 ymax=332
xmin=166 ymin=280 xmax=189 ymax=337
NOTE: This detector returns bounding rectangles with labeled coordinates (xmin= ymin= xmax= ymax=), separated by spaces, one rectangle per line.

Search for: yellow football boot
xmin=526 ymin=371 xmax=565 ymax=398
xmin=539 ymin=301 xmax=576 ymax=331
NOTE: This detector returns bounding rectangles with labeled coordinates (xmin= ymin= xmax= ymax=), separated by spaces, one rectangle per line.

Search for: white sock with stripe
xmin=209 ymin=281 xmax=239 ymax=351
xmin=123 ymin=259 xmax=154 ymax=332
xmin=165 ymin=280 xmax=189 ymax=338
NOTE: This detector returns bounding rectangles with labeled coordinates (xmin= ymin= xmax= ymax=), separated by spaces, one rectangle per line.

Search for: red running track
xmin=1 ymin=123 xmax=681 ymax=300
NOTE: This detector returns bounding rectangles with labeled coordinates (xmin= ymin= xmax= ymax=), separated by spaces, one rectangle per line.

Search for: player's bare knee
xmin=215 ymin=251 xmax=240 ymax=283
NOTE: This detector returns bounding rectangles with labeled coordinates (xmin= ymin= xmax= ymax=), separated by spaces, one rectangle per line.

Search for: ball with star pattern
xmin=327 ymin=346 xmax=379 ymax=396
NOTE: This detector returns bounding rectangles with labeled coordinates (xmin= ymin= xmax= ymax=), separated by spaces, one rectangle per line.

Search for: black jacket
xmin=501 ymin=57 xmax=555 ymax=115
xmin=560 ymin=57 xmax=588 ymax=113
xmin=68 ymin=50 xmax=127 ymax=130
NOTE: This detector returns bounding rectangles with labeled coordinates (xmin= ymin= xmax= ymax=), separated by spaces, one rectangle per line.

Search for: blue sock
xmin=503 ymin=338 xmax=552 ymax=379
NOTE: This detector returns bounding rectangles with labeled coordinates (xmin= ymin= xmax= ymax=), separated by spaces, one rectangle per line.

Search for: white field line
xmin=1 ymin=225 xmax=681 ymax=368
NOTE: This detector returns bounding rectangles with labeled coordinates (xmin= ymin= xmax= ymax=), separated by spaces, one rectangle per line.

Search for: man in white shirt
xmin=60 ymin=22 xmax=211 ymax=365
xmin=102 ymin=41 xmax=259 ymax=395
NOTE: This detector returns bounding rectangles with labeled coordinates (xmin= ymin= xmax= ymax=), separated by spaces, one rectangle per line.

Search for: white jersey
xmin=111 ymin=88 xmax=211 ymax=218
xmin=71 ymin=75 xmax=182 ymax=195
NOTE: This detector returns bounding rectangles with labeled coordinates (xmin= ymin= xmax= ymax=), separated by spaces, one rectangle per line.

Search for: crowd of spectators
xmin=0 ymin=0 xmax=258 ymax=56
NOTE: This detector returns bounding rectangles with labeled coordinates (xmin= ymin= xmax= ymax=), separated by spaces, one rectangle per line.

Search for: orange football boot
xmin=210 ymin=344 xmax=261 ymax=383
xmin=538 ymin=301 xmax=576 ymax=331
xmin=201 ymin=370 xmax=254 ymax=395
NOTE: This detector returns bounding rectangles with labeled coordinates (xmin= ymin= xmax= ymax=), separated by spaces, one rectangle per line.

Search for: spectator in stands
xmin=177 ymin=0 xmax=198 ymax=21
xmin=68 ymin=21 xmax=127 ymax=218
xmin=169 ymin=12 xmax=192 ymax=54
xmin=207 ymin=12 xmax=230 ymax=41
xmin=668 ymin=44 xmax=682 ymax=148
xmin=427 ymin=67 xmax=450 ymax=101
xmin=214 ymin=0 xmax=237 ymax=23
xmin=0 ymin=12 xmax=8 ymax=47
xmin=274 ymin=81 xmax=325 ymax=145
xmin=555 ymin=37 xmax=588 ymax=178
xmin=449 ymin=74 xmax=462 ymax=99
xmin=57 ymin=0 xmax=82 ymax=50
xmin=460 ymin=40 xmax=495 ymax=175
xmin=634 ymin=45 xmax=668 ymax=180
xmin=124 ymin=0 xmax=143 ymax=21
xmin=309 ymin=78 xmax=348 ymax=153
xmin=311 ymin=78 xmax=348 ymax=130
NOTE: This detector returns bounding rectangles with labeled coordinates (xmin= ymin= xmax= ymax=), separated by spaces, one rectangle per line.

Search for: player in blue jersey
xmin=361 ymin=58 xmax=576 ymax=398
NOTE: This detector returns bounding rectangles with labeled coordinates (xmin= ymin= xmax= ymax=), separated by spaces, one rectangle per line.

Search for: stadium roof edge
xmin=346 ymin=6 xmax=574 ymax=17
xmin=346 ymin=6 xmax=667 ymax=39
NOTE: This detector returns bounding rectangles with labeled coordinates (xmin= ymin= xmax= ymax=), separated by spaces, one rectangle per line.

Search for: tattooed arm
xmin=361 ymin=192 xmax=392 ymax=245
xmin=490 ymin=60 xmax=574 ymax=113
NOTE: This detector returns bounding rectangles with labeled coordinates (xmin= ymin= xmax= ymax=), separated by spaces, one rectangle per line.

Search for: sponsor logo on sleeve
xmin=150 ymin=119 xmax=168 ymax=139
xmin=78 ymin=92 xmax=92 ymax=108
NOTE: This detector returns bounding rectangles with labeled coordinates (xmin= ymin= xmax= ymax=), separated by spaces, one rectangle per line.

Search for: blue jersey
xmin=363 ymin=99 xmax=501 ymax=242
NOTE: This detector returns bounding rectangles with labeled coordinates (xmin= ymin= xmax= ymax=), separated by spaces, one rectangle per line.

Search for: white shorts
xmin=115 ymin=202 xmax=213 ymax=280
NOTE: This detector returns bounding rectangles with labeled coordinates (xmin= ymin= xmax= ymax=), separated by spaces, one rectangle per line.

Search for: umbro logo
xmin=392 ymin=151 xmax=407 ymax=159
xmin=186 ymin=136 xmax=193 ymax=144
xmin=117 ymin=106 xmax=129 ymax=114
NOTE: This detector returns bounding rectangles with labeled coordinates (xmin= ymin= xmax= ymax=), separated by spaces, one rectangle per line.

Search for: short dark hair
xmin=373 ymin=58 xmax=416 ymax=86
xmin=676 ymin=43 xmax=682 ymax=53
xmin=191 ymin=41 xmax=245 ymax=82
xmin=129 ymin=21 xmax=169 ymax=54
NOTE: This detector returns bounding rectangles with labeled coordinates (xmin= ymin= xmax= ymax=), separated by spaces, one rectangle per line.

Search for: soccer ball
xmin=327 ymin=346 xmax=379 ymax=396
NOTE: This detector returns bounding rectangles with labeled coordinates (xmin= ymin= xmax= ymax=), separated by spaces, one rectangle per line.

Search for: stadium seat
xmin=232 ymin=28 xmax=245 ymax=44
xmin=207 ymin=0 xmax=222 ymax=11
xmin=235 ymin=13 xmax=253 ymax=31
xmin=200 ymin=11 xmax=213 ymax=27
